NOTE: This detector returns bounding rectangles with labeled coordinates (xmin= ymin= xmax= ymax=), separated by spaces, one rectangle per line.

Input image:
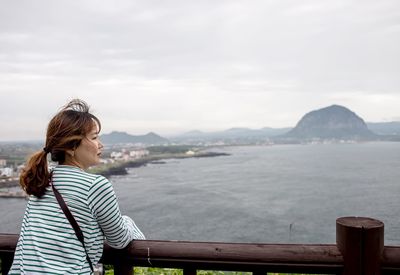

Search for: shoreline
xmin=0 ymin=190 xmax=26 ymax=199
xmin=92 ymin=151 xmax=230 ymax=177
xmin=0 ymin=151 xmax=230 ymax=197
xmin=0 ymin=180 xmax=19 ymax=188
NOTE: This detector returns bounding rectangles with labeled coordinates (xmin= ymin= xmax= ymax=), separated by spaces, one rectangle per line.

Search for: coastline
xmin=0 ymin=179 xmax=19 ymax=188
xmin=91 ymin=151 xmax=230 ymax=177
xmin=0 ymin=180 xmax=25 ymax=198
xmin=0 ymin=190 xmax=26 ymax=199
xmin=0 ymin=151 xmax=230 ymax=197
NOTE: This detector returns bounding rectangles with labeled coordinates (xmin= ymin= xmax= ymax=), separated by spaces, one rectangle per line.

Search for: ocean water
xmin=1 ymin=142 xmax=400 ymax=245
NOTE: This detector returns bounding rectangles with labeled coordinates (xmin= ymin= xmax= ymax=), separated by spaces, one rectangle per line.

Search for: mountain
xmin=285 ymin=105 xmax=376 ymax=140
xmin=172 ymin=127 xmax=291 ymax=143
xmin=220 ymin=127 xmax=291 ymax=138
xmin=100 ymin=131 xmax=169 ymax=145
xmin=177 ymin=130 xmax=207 ymax=138
xmin=367 ymin=122 xmax=400 ymax=135
xmin=211 ymin=127 xmax=289 ymax=138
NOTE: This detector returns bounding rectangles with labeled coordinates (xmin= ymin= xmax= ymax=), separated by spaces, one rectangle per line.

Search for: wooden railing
xmin=1 ymin=217 xmax=400 ymax=275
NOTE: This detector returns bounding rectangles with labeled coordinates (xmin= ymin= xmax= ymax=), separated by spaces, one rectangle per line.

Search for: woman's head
xmin=45 ymin=99 xmax=103 ymax=167
xmin=20 ymin=99 xmax=103 ymax=197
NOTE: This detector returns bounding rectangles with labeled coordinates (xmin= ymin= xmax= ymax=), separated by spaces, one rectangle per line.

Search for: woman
xmin=9 ymin=99 xmax=145 ymax=274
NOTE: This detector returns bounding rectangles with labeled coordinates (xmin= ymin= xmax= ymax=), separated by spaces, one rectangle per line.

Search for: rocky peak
xmin=286 ymin=105 xmax=376 ymax=139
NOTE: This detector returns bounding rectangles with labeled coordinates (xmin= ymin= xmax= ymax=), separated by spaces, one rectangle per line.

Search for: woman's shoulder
xmin=53 ymin=165 xmax=109 ymax=186
xmin=87 ymin=173 xmax=114 ymax=199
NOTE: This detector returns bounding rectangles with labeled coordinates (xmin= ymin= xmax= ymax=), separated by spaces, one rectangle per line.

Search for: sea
xmin=1 ymin=142 xmax=400 ymax=245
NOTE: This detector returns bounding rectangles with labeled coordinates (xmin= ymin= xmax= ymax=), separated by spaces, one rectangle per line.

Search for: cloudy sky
xmin=0 ymin=0 xmax=399 ymax=141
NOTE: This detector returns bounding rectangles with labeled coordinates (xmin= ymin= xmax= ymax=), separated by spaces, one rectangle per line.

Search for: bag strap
xmin=51 ymin=182 xmax=94 ymax=273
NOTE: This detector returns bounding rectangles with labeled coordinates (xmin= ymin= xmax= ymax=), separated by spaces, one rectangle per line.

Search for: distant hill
xmin=100 ymin=131 xmax=169 ymax=145
xmin=285 ymin=105 xmax=376 ymax=140
xmin=172 ymin=127 xmax=291 ymax=143
xmin=367 ymin=121 xmax=400 ymax=135
xmin=222 ymin=127 xmax=291 ymax=138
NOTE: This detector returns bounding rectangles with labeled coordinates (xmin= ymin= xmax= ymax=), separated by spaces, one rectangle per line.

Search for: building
xmin=0 ymin=167 xmax=13 ymax=177
xmin=129 ymin=149 xmax=149 ymax=159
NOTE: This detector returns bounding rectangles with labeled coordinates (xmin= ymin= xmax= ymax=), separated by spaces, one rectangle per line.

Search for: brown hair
xmin=20 ymin=99 xmax=101 ymax=198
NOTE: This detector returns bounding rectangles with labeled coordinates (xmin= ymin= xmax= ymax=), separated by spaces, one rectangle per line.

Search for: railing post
xmin=336 ymin=216 xmax=384 ymax=275
xmin=113 ymin=262 xmax=133 ymax=275
xmin=109 ymin=244 xmax=134 ymax=275
xmin=183 ymin=268 xmax=196 ymax=275
xmin=114 ymin=256 xmax=134 ymax=275
xmin=1 ymin=254 xmax=14 ymax=274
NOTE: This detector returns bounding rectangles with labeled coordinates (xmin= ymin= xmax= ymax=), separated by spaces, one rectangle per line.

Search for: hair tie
xmin=43 ymin=147 xmax=50 ymax=154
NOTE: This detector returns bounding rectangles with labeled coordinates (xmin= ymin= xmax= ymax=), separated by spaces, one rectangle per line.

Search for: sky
xmin=0 ymin=0 xmax=399 ymax=141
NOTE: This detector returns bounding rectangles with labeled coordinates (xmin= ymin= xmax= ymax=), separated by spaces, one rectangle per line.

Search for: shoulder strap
xmin=51 ymin=183 xmax=94 ymax=273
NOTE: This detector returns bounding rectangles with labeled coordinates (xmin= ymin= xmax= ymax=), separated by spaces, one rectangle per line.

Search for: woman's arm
xmin=87 ymin=176 xmax=145 ymax=249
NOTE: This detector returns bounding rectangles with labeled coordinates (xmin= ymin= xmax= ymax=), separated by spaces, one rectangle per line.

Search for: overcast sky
xmin=0 ymin=0 xmax=399 ymax=141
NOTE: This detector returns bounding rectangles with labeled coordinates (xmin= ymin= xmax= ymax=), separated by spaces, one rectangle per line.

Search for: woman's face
xmin=73 ymin=123 xmax=103 ymax=169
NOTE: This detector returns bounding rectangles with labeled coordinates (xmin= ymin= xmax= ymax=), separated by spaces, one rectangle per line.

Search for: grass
xmin=0 ymin=262 xmax=328 ymax=275
xmin=104 ymin=266 xmax=328 ymax=275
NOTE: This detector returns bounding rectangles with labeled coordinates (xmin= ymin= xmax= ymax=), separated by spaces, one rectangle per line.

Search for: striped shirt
xmin=9 ymin=165 xmax=145 ymax=275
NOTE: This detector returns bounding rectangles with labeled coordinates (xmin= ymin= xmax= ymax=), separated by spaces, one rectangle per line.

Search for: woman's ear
xmin=66 ymin=149 xmax=75 ymax=158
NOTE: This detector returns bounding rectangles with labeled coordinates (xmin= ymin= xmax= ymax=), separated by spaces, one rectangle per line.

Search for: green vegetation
xmin=104 ymin=266 xmax=327 ymax=275
xmin=87 ymin=145 xmax=224 ymax=177
xmin=147 ymin=145 xmax=200 ymax=154
xmin=133 ymin=269 xmax=247 ymax=275
xmin=88 ymin=161 xmax=128 ymax=175
xmin=106 ymin=268 xmax=248 ymax=275
xmin=88 ymin=145 xmax=202 ymax=175
xmin=0 ymin=260 xmax=327 ymax=275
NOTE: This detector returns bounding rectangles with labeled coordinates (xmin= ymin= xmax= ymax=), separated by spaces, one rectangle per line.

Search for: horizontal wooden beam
xmin=0 ymin=234 xmax=18 ymax=252
xmin=103 ymin=240 xmax=343 ymax=273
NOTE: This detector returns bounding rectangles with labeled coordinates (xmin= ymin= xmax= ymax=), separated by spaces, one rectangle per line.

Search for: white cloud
xmin=0 ymin=0 xmax=399 ymax=140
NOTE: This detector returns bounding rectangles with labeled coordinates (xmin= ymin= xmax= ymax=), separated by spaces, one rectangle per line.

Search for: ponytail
xmin=20 ymin=150 xmax=50 ymax=198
